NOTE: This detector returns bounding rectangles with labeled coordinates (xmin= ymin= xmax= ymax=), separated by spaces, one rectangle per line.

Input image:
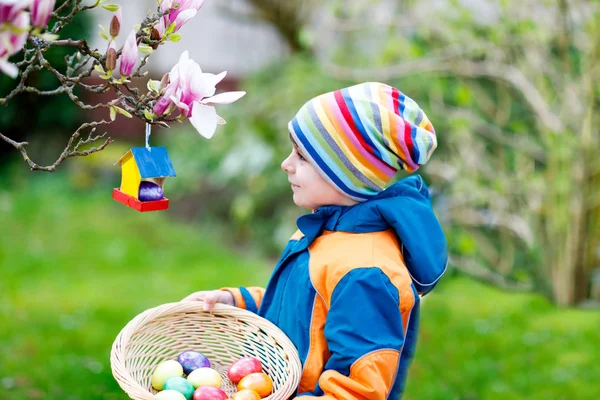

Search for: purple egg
xmin=138 ymin=181 xmax=164 ymax=202
xmin=177 ymin=351 xmax=210 ymax=375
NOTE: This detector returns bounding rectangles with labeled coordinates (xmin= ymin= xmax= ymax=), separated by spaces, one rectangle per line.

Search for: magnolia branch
xmin=0 ymin=120 xmax=113 ymax=172
xmin=51 ymin=0 xmax=101 ymax=34
xmin=0 ymin=2 xmax=176 ymax=171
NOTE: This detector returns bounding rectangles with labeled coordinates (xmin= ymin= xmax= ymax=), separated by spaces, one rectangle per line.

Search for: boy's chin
xmin=292 ymin=194 xmax=316 ymax=210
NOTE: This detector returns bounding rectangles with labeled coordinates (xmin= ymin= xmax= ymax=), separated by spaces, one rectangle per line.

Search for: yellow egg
xmin=155 ymin=390 xmax=187 ymax=400
xmin=186 ymin=367 xmax=222 ymax=389
xmin=152 ymin=360 xmax=184 ymax=390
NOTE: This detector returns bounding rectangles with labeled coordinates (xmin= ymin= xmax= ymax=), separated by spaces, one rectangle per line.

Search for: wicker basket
xmin=111 ymin=301 xmax=302 ymax=400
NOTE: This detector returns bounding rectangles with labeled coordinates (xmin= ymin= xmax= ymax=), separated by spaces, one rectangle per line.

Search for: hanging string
xmin=145 ymin=123 xmax=152 ymax=151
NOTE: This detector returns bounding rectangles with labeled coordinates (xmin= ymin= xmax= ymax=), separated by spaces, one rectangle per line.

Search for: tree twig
xmin=0 ymin=120 xmax=113 ymax=172
xmin=321 ymin=58 xmax=565 ymax=133
xmin=450 ymin=256 xmax=534 ymax=292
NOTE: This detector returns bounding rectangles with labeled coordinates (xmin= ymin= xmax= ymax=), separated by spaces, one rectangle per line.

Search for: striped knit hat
xmin=288 ymin=82 xmax=437 ymax=202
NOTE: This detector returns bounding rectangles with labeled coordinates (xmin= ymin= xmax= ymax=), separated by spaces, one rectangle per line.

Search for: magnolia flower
xmin=156 ymin=0 xmax=204 ymax=36
xmin=119 ymin=30 xmax=137 ymax=76
xmin=154 ymin=51 xmax=245 ymax=138
xmin=0 ymin=0 xmax=31 ymax=24
xmin=109 ymin=7 xmax=121 ymax=37
xmin=0 ymin=8 xmax=30 ymax=78
xmin=30 ymin=0 xmax=55 ymax=29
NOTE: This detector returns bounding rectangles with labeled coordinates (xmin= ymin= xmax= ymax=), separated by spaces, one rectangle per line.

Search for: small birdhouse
xmin=112 ymin=146 xmax=176 ymax=212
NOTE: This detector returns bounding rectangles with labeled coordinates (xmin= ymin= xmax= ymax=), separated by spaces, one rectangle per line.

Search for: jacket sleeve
xmin=298 ymin=268 xmax=409 ymax=400
xmin=221 ymin=287 xmax=265 ymax=313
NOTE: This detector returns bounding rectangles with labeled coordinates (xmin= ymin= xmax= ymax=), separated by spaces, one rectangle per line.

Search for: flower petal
xmin=119 ymin=30 xmax=138 ymax=76
xmin=155 ymin=17 xmax=166 ymax=36
xmin=0 ymin=0 xmax=32 ymax=23
xmin=3 ymin=11 xmax=30 ymax=57
xmin=186 ymin=63 xmax=208 ymax=98
xmin=170 ymin=94 xmax=190 ymax=116
xmin=159 ymin=0 xmax=173 ymax=13
xmin=178 ymin=50 xmax=189 ymax=65
xmin=204 ymin=71 xmax=226 ymax=87
xmin=189 ymin=102 xmax=217 ymax=139
xmin=0 ymin=58 xmax=19 ymax=79
xmin=201 ymin=91 xmax=246 ymax=105
xmin=153 ymin=85 xmax=176 ymax=115
xmin=31 ymin=0 xmax=55 ymax=29
xmin=173 ymin=8 xmax=196 ymax=31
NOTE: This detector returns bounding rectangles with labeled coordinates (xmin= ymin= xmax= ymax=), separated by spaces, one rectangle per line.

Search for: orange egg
xmin=232 ymin=389 xmax=261 ymax=400
xmin=237 ymin=373 xmax=273 ymax=398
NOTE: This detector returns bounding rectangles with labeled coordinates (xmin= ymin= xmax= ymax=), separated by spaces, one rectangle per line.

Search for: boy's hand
xmin=181 ymin=290 xmax=235 ymax=311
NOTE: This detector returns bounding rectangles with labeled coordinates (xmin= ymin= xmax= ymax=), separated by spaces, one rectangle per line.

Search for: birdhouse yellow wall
xmin=119 ymin=153 xmax=142 ymax=198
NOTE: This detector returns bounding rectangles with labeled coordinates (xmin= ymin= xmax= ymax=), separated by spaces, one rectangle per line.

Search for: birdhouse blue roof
xmin=115 ymin=146 xmax=176 ymax=178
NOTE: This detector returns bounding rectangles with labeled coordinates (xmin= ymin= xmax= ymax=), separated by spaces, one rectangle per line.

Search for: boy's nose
xmin=281 ymin=154 xmax=294 ymax=173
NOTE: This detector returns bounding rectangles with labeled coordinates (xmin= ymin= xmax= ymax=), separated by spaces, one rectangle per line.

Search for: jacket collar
xmin=295 ymin=174 xmax=448 ymax=295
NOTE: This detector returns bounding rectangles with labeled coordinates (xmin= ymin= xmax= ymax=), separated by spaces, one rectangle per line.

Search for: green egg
xmin=163 ymin=376 xmax=195 ymax=400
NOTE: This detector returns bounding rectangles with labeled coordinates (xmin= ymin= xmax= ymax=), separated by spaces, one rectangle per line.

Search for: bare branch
xmin=321 ymin=58 xmax=565 ymax=133
xmin=51 ymin=0 xmax=99 ymax=34
xmin=133 ymin=55 xmax=152 ymax=78
xmin=451 ymin=256 xmax=534 ymax=292
xmin=1 ymin=52 xmax=40 ymax=105
xmin=23 ymin=86 xmax=68 ymax=96
xmin=0 ymin=121 xmax=113 ymax=172
xmin=51 ymin=38 xmax=94 ymax=54
xmin=441 ymin=105 xmax=547 ymax=162
xmin=450 ymin=208 xmax=534 ymax=247
xmin=53 ymin=0 xmax=73 ymax=15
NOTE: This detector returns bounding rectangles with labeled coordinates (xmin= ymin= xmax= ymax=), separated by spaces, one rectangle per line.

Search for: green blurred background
xmin=1 ymin=0 xmax=599 ymax=399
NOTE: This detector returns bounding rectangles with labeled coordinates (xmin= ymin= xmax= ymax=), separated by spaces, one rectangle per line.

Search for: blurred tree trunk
xmin=246 ymin=0 xmax=308 ymax=53
xmin=546 ymin=3 xmax=599 ymax=305
xmin=220 ymin=0 xmax=316 ymax=53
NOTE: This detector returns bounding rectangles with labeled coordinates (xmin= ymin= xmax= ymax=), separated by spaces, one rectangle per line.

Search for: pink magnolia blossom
xmin=119 ymin=30 xmax=137 ymax=76
xmin=30 ymin=0 xmax=55 ymax=29
xmin=0 ymin=0 xmax=31 ymax=24
xmin=0 ymin=8 xmax=30 ymax=78
xmin=153 ymin=50 xmax=245 ymax=139
xmin=156 ymin=0 xmax=204 ymax=36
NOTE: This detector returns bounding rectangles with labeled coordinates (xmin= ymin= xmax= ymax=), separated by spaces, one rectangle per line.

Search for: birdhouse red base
xmin=112 ymin=188 xmax=169 ymax=212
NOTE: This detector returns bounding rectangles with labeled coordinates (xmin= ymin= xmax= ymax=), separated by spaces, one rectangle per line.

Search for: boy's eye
xmin=294 ymin=148 xmax=306 ymax=161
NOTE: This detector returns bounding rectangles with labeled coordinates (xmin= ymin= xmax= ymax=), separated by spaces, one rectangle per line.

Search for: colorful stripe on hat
xmin=288 ymin=82 xmax=437 ymax=202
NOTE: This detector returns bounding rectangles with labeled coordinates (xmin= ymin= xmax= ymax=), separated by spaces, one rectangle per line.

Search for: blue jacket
xmin=225 ymin=175 xmax=448 ymax=399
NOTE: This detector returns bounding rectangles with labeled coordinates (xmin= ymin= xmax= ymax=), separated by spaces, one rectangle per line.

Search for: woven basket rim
xmin=110 ymin=301 xmax=302 ymax=400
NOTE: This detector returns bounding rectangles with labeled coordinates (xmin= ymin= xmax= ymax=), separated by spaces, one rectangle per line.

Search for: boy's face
xmin=281 ymin=138 xmax=358 ymax=210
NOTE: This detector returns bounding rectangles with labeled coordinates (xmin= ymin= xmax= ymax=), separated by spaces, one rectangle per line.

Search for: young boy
xmin=183 ymin=82 xmax=448 ymax=399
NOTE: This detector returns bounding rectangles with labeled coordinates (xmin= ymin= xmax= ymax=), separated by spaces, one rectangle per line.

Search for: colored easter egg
xmin=232 ymin=389 xmax=261 ymax=400
xmin=227 ymin=357 xmax=262 ymax=384
xmin=178 ymin=351 xmax=211 ymax=375
xmin=152 ymin=360 xmax=184 ymax=390
xmin=192 ymin=386 xmax=228 ymax=400
xmin=237 ymin=373 xmax=273 ymax=398
xmin=164 ymin=376 xmax=195 ymax=400
xmin=155 ymin=390 xmax=187 ymax=400
xmin=139 ymin=181 xmax=164 ymax=202
xmin=187 ymin=367 xmax=222 ymax=389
